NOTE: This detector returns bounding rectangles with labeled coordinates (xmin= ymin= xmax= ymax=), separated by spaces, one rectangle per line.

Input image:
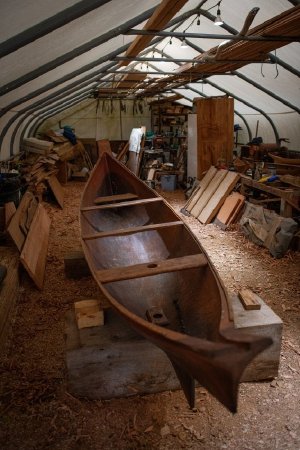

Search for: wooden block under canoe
xmin=65 ymin=293 xmax=282 ymax=400
xmin=74 ymin=299 xmax=104 ymax=329
xmin=64 ymin=249 xmax=91 ymax=279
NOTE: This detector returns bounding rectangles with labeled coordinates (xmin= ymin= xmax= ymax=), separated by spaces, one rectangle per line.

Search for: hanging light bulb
xmin=169 ymin=37 xmax=173 ymax=45
xmin=197 ymin=14 xmax=200 ymax=26
xmin=181 ymin=31 xmax=188 ymax=48
xmin=214 ymin=2 xmax=223 ymax=26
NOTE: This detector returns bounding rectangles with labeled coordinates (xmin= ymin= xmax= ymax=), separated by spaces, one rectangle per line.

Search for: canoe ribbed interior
xmin=81 ymin=154 xmax=225 ymax=342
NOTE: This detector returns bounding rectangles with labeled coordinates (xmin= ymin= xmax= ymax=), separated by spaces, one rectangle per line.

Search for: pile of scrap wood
xmin=6 ymin=190 xmax=51 ymax=290
xmin=182 ymin=166 xmax=244 ymax=227
xmin=19 ymin=132 xmax=93 ymax=206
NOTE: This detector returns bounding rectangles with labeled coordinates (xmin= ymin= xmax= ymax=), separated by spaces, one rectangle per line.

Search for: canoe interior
xmin=81 ymin=155 xmax=226 ymax=343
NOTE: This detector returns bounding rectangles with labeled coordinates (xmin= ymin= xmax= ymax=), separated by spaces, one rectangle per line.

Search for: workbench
xmin=240 ymin=175 xmax=300 ymax=217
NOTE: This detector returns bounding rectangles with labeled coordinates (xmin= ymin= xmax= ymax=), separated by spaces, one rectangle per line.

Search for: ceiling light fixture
xmin=214 ymin=1 xmax=223 ymax=26
xmin=181 ymin=32 xmax=188 ymax=48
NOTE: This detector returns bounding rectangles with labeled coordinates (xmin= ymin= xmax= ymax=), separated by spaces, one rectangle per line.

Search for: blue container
xmin=161 ymin=174 xmax=177 ymax=191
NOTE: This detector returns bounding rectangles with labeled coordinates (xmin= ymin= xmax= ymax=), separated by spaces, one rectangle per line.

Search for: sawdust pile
xmin=0 ymin=183 xmax=299 ymax=450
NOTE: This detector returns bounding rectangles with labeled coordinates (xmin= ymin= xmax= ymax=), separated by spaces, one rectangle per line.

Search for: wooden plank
xmin=119 ymin=0 xmax=188 ymax=67
xmin=185 ymin=166 xmax=217 ymax=212
xmin=94 ymin=192 xmax=138 ymax=205
xmin=81 ymin=197 xmax=163 ymax=211
xmin=96 ymin=254 xmax=207 ymax=284
xmin=47 ymin=174 xmax=64 ymax=209
xmin=7 ymin=191 xmax=38 ymax=251
xmin=74 ymin=299 xmax=104 ymax=329
xmin=198 ymin=172 xmax=240 ymax=224
xmin=0 ymin=255 xmax=19 ymax=352
xmin=20 ymin=203 xmax=51 ymax=290
xmin=190 ymin=169 xmax=227 ymax=218
xmin=238 ymin=289 xmax=262 ymax=311
xmin=82 ymin=221 xmax=183 ymax=240
xmin=4 ymin=202 xmax=16 ymax=227
xmin=215 ymin=192 xmax=245 ymax=228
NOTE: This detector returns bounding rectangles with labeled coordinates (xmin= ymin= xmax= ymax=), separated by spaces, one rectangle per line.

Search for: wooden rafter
xmin=118 ymin=0 xmax=188 ymax=67
xmin=139 ymin=5 xmax=300 ymax=96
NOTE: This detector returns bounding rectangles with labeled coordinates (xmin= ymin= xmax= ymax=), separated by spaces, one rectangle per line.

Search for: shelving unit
xmin=151 ymin=103 xmax=189 ymax=156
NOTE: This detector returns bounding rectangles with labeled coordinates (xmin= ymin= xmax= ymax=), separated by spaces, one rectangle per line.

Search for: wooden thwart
xmin=94 ymin=192 xmax=138 ymax=205
xmin=96 ymin=254 xmax=207 ymax=284
xmin=82 ymin=221 xmax=183 ymax=240
xmin=81 ymin=197 xmax=163 ymax=211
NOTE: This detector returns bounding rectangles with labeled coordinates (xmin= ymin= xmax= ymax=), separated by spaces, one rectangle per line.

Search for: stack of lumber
xmin=7 ymin=190 xmax=51 ymax=290
xmin=23 ymin=153 xmax=59 ymax=186
xmin=23 ymin=137 xmax=54 ymax=156
xmin=183 ymin=166 xmax=240 ymax=224
xmin=22 ymin=153 xmax=64 ymax=208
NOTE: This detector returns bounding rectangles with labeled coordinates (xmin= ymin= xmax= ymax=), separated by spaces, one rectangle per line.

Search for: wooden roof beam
xmin=119 ymin=0 xmax=188 ymax=67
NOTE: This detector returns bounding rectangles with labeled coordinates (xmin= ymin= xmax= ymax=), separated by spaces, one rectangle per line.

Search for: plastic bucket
xmin=0 ymin=173 xmax=21 ymax=206
xmin=161 ymin=174 xmax=176 ymax=191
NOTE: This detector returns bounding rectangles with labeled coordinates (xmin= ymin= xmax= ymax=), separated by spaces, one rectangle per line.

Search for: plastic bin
xmin=161 ymin=174 xmax=177 ymax=191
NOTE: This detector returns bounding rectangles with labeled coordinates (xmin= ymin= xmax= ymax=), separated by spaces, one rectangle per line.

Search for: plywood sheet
xmin=20 ymin=203 xmax=51 ymax=290
xmin=198 ymin=172 xmax=240 ymax=224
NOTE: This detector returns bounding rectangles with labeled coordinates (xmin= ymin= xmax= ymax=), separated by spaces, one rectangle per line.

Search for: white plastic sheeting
xmin=0 ymin=0 xmax=299 ymax=160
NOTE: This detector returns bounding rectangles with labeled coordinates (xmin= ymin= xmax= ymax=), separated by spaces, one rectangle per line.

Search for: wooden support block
xmin=238 ymin=289 xmax=261 ymax=310
xmin=64 ymin=250 xmax=91 ymax=279
xmin=231 ymin=294 xmax=282 ymax=381
xmin=65 ymin=308 xmax=181 ymax=400
xmin=74 ymin=299 xmax=104 ymax=329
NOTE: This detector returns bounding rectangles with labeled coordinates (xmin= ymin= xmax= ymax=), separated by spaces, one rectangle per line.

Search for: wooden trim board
xmin=81 ymin=197 xmax=163 ymax=211
xmin=20 ymin=203 xmax=51 ymax=290
xmin=94 ymin=193 xmax=138 ymax=204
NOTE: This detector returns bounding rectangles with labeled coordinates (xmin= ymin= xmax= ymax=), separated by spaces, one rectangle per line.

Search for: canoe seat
xmin=81 ymin=197 xmax=163 ymax=212
xmin=82 ymin=220 xmax=183 ymax=240
xmin=94 ymin=192 xmax=138 ymax=204
xmin=96 ymin=254 xmax=208 ymax=284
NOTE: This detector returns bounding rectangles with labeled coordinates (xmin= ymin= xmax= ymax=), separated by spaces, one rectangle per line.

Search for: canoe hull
xmin=80 ymin=153 xmax=272 ymax=412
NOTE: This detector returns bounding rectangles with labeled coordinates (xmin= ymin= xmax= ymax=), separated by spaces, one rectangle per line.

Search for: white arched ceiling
xmin=0 ymin=0 xmax=299 ymax=160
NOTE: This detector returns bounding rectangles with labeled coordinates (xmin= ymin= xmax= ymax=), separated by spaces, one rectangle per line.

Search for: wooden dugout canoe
xmin=80 ymin=152 xmax=272 ymax=412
